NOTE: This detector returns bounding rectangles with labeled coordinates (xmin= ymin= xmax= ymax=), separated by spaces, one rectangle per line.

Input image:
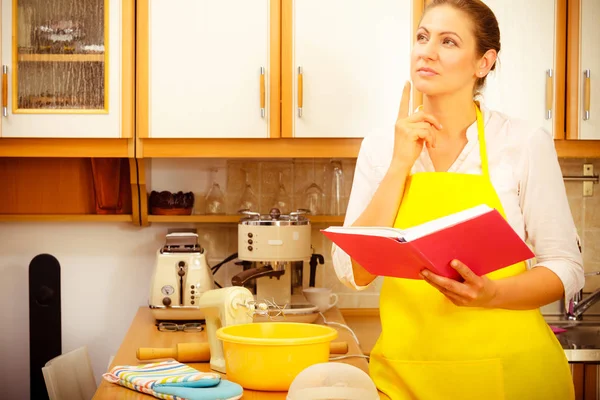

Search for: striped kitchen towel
xmin=103 ymin=360 xmax=243 ymax=400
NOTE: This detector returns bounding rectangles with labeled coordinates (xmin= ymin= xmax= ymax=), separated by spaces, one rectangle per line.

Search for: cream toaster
xmin=149 ymin=231 xmax=215 ymax=321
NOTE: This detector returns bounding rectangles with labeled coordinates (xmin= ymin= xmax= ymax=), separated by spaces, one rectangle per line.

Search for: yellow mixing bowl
xmin=216 ymin=322 xmax=338 ymax=391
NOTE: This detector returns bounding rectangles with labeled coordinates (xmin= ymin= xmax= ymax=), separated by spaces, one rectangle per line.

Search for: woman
xmin=332 ymin=1 xmax=584 ymax=399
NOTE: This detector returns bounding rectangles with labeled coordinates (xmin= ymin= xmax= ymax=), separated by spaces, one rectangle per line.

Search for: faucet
xmin=566 ymin=271 xmax=600 ymax=320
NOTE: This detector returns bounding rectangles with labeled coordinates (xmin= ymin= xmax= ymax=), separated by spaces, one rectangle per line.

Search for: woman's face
xmin=411 ymin=5 xmax=481 ymax=97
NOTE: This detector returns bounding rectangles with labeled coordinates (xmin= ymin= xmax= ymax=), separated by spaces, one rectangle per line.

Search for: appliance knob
xmin=248 ymin=246 xmax=253 ymax=251
xmin=178 ymin=261 xmax=186 ymax=267
xmin=247 ymin=233 xmax=253 ymax=238
xmin=248 ymin=239 xmax=253 ymax=244
xmin=162 ymin=297 xmax=172 ymax=306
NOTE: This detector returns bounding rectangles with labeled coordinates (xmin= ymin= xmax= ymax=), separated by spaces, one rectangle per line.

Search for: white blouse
xmin=332 ymin=103 xmax=585 ymax=302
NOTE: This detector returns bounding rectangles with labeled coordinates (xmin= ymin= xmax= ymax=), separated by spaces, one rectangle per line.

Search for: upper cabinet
xmin=567 ymin=0 xmax=600 ymax=140
xmin=0 ymin=0 xmax=134 ymax=139
xmin=137 ymin=0 xmax=279 ymax=139
xmin=281 ymin=0 xmax=413 ymax=139
xmin=480 ymin=0 xmax=564 ymax=139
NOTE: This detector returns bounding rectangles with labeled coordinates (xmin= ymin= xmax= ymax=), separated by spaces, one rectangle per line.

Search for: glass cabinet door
xmin=14 ymin=0 xmax=107 ymax=112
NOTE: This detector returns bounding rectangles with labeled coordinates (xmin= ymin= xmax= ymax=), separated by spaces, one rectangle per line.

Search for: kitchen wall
xmin=1 ymin=157 xmax=599 ymax=399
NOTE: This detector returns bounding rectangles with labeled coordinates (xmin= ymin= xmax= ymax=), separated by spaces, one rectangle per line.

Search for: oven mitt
xmin=154 ymin=380 xmax=243 ymax=400
xmin=103 ymin=360 xmax=242 ymax=400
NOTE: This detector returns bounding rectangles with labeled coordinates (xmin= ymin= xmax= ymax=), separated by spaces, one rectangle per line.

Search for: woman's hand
xmin=419 ymin=259 xmax=499 ymax=308
xmin=392 ymin=81 xmax=443 ymax=168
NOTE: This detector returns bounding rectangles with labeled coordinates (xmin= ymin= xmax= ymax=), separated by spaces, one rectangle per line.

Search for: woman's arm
xmin=349 ymin=161 xmax=413 ymax=286
xmin=332 ymin=82 xmax=441 ymax=288
xmin=507 ymin=125 xmax=584 ymax=306
xmin=331 ymin=136 xmax=411 ymax=288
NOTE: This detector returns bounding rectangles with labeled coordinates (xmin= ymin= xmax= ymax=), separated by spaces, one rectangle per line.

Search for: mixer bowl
xmin=216 ymin=322 xmax=338 ymax=391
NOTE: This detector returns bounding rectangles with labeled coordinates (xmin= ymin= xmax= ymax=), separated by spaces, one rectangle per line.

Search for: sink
xmin=546 ymin=318 xmax=600 ymax=362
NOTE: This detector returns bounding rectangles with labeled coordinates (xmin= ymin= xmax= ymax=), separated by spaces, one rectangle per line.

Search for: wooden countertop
xmin=93 ymin=306 xmax=390 ymax=400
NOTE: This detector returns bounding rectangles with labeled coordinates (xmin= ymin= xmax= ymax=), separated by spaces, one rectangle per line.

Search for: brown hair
xmin=424 ymin=0 xmax=501 ymax=96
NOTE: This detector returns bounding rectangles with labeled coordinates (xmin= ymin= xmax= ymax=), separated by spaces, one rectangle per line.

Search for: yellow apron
xmin=369 ymin=105 xmax=574 ymax=400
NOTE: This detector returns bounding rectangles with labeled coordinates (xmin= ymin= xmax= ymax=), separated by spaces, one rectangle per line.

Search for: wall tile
xmin=259 ymin=161 xmax=294 ymax=214
xmin=584 ymin=183 xmax=600 ymax=231
xmin=356 ymin=294 xmax=380 ymax=308
xmin=565 ymin=181 xmax=584 ymax=236
xmin=293 ymin=159 xmax=328 ymax=215
xmin=226 ymin=160 xmax=261 ymax=215
xmin=337 ymin=293 xmax=360 ymax=308
xmin=584 ymin=263 xmax=600 ymax=292
xmin=584 ymin=230 xmax=600 ymax=269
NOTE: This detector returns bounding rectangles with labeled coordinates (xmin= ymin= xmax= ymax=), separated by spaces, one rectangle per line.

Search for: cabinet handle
xmin=545 ymin=69 xmax=553 ymax=120
xmin=298 ymin=66 xmax=303 ymax=118
xmin=584 ymin=69 xmax=591 ymax=121
xmin=260 ymin=67 xmax=265 ymax=118
xmin=2 ymin=65 xmax=7 ymax=117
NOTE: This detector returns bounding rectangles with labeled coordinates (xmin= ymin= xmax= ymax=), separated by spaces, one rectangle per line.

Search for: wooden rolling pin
xmin=137 ymin=341 xmax=348 ymax=363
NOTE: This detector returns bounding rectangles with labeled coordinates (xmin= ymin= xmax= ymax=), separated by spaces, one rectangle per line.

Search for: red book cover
xmin=321 ymin=208 xmax=535 ymax=280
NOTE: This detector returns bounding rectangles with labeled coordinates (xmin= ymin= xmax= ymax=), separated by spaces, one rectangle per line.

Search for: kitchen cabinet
xmin=571 ymin=363 xmax=599 ymax=400
xmin=281 ymin=0 xmax=413 ymax=138
xmin=137 ymin=0 xmax=279 ymax=140
xmin=567 ymin=0 xmax=600 ymax=140
xmin=0 ymin=0 xmax=134 ymax=141
xmin=479 ymin=0 xmax=564 ymax=140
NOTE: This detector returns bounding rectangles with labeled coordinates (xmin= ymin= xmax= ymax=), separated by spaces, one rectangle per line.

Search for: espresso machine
xmin=149 ymin=230 xmax=215 ymax=321
xmin=231 ymin=208 xmax=314 ymax=307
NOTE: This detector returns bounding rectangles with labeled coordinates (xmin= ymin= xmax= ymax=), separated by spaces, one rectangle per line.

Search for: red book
xmin=321 ymin=205 xmax=535 ymax=280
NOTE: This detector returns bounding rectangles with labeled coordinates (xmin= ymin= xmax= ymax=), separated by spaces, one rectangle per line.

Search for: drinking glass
xmin=303 ymin=160 xmax=324 ymax=215
xmin=204 ymin=168 xmax=226 ymax=215
xmin=272 ymin=171 xmax=292 ymax=214
xmin=239 ymin=169 xmax=258 ymax=212
xmin=329 ymin=161 xmax=345 ymax=215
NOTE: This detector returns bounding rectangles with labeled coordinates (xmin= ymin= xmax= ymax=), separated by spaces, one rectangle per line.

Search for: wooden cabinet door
xmin=576 ymin=0 xmax=600 ymax=139
xmin=0 ymin=0 xmax=131 ymax=138
xmin=139 ymin=0 xmax=275 ymax=139
xmin=283 ymin=0 xmax=413 ymax=138
xmin=480 ymin=0 xmax=561 ymax=138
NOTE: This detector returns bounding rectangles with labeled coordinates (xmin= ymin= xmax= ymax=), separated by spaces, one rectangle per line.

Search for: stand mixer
xmin=197 ymin=286 xmax=255 ymax=373
xmin=231 ymin=208 xmax=313 ymax=308
xmin=149 ymin=231 xmax=215 ymax=321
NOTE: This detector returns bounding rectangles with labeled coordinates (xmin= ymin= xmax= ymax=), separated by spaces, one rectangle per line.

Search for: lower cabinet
xmin=572 ymin=363 xmax=599 ymax=399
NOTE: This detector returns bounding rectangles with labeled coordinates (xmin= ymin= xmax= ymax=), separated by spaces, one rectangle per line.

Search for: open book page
xmin=400 ymin=204 xmax=492 ymax=241
xmin=323 ymin=204 xmax=492 ymax=241
xmin=322 ymin=225 xmax=407 ymax=238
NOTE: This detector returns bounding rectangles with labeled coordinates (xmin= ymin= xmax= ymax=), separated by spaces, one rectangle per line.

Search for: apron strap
xmin=475 ymin=102 xmax=489 ymax=180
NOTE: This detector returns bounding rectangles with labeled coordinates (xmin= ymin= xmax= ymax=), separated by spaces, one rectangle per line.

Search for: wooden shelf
xmin=18 ymin=54 xmax=105 ymax=63
xmin=138 ymin=138 xmax=363 ymax=158
xmin=0 ymin=158 xmax=136 ymax=224
xmin=0 ymin=138 xmax=133 ymax=158
xmin=0 ymin=214 xmax=133 ymax=222
xmin=147 ymin=215 xmax=345 ymax=224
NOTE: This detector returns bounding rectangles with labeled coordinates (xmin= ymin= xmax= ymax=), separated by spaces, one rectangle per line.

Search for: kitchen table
xmin=92 ymin=306 xmax=390 ymax=399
